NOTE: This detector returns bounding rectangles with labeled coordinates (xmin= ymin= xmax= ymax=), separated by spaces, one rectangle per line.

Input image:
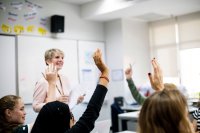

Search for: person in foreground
xmin=137 ymin=59 xmax=195 ymax=133
xmin=192 ymin=99 xmax=200 ymax=132
xmin=0 ymin=95 xmax=33 ymax=133
xmin=31 ymin=49 xmax=109 ymax=133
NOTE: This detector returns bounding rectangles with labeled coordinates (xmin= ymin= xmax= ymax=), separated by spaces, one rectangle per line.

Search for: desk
xmin=118 ymin=111 xmax=140 ymax=131
xmin=121 ymin=104 xmax=141 ymax=112
xmin=189 ymin=106 xmax=198 ymax=113
xmin=118 ymin=106 xmax=198 ymax=131
xmin=116 ymin=131 xmax=136 ymax=133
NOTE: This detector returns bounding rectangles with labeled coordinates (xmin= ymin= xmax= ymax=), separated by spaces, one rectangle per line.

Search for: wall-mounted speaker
xmin=51 ymin=15 xmax=64 ymax=33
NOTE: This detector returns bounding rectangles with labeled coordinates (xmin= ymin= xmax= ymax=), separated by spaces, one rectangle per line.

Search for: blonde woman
xmin=33 ymin=48 xmax=84 ymax=112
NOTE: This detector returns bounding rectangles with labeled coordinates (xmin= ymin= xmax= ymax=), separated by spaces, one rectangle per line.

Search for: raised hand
xmin=93 ymin=49 xmax=109 ymax=86
xmin=45 ymin=63 xmax=57 ymax=84
xmin=45 ymin=63 xmax=58 ymax=102
xmin=148 ymin=58 xmax=164 ymax=91
xmin=93 ymin=49 xmax=109 ymax=77
xmin=125 ymin=64 xmax=133 ymax=79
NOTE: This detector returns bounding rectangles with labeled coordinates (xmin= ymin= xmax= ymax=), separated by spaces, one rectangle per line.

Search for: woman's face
xmin=6 ymin=99 xmax=26 ymax=124
xmin=49 ymin=52 xmax=64 ymax=71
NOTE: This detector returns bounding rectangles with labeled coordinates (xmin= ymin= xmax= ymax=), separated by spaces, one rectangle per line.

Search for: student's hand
xmin=93 ymin=49 xmax=109 ymax=87
xmin=45 ymin=63 xmax=57 ymax=85
xmin=125 ymin=64 xmax=132 ymax=80
xmin=148 ymin=58 xmax=164 ymax=91
xmin=77 ymin=95 xmax=85 ymax=104
xmin=57 ymin=95 xmax=69 ymax=103
xmin=93 ymin=49 xmax=109 ymax=78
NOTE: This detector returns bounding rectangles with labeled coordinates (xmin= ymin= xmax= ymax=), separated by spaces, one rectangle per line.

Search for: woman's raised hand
xmin=148 ymin=58 xmax=164 ymax=91
xmin=45 ymin=63 xmax=57 ymax=84
xmin=93 ymin=49 xmax=109 ymax=77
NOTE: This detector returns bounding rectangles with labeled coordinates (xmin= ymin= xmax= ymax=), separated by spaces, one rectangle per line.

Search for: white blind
xmin=149 ymin=18 xmax=178 ymax=77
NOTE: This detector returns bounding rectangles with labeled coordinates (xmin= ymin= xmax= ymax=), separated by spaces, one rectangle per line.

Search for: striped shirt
xmin=193 ymin=108 xmax=200 ymax=131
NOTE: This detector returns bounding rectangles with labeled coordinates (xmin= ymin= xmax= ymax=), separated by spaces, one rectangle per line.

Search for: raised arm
xmin=67 ymin=49 xmax=109 ymax=132
xmin=93 ymin=49 xmax=109 ymax=87
xmin=45 ymin=63 xmax=58 ymax=102
xmin=148 ymin=58 xmax=164 ymax=91
xmin=125 ymin=64 xmax=146 ymax=105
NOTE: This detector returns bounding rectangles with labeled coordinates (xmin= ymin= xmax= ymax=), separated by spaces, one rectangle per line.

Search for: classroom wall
xmin=0 ymin=0 xmax=104 ymax=41
xmin=0 ymin=0 xmax=151 ymax=126
xmin=122 ymin=18 xmax=151 ymax=104
xmin=0 ymin=0 xmax=106 ymax=124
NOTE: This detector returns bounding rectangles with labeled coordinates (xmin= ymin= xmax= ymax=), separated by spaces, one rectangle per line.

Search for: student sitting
xmin=192 ymin=99 xmax=200 ymax=132
xmin=0 ymin=95 xmax=33 ymax=133
xmin=138 ymin=88 xmax=195 ymax=133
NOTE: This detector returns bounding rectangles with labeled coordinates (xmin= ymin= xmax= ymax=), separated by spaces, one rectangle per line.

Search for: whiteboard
xmin=78 ymin=40 xmax=105 ymax=102
xmin=0 ymin=35 xmax=16 ymax=98
xmin=18 ymin=35 xmax=78 ymax=104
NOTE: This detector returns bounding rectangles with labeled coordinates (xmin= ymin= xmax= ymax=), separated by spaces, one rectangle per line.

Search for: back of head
xmin=0 ymin=95 xmax=21 ymax=133
xmin=164 ymin=83 xmax=178 ymax=90
xmin=138 ymin=89 xmax=192 ymax=133
xmin=31 ymin=101 xmax=70 ymax=133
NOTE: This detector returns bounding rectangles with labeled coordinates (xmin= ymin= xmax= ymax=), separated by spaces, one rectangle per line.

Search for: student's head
xmin=44 ymin=48 xmax=64 ymax=70
xmin=0 ymin=95 xmax=26 ymax=132
xmin=138 ymin=88 xmax=193 ymax=133
xmin=31 ymin=101 xmax=75 ymax=133
xmin=164 ymin=83 xmax=178 ymax=90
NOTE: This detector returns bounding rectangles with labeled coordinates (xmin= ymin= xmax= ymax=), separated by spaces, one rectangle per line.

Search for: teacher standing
xmin=33 ymin=48 xmax=84 ymax=112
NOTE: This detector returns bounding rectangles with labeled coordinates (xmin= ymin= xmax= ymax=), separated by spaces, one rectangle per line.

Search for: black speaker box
xmin=51 ymin=15 xmax=64 ymax=33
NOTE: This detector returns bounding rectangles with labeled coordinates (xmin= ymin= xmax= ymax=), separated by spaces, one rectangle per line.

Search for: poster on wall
xmin=78 ymin=41 xmax=106 ymax=103
xmin=0 ymin=0 xmax=47 ymax=35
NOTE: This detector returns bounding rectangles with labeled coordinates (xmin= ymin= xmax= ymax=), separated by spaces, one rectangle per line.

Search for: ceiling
xmin=55 ymin=0 xmax=200 ymax=22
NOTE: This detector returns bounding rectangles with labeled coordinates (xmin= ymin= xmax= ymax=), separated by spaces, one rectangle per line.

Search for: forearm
xmin=67 ymin=85 xmax=107 ymax=132
xmin=46 ymin=83 xmax=57 ymax=102
xmin=127 ymin=78 xmax=146 ymax=105
xmin=98 ymin=71 xmax=109 ymax=88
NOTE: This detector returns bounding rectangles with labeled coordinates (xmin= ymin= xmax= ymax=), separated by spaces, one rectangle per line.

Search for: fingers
xmin=148 ymin=73 xmax=154 ymax=87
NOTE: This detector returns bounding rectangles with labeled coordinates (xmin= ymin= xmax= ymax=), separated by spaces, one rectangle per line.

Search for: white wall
xmin=0 ymin=0 xmax=151 ymax=127
xmin=0 ymin=0 xmax=104 ymax=41
xmin=105 ymin=19 xmax=125 ymax=102
xmin=0 ymin=0 xmax=106 ymax=124
xmin=122 ymin=18 xmax=151 ymax=104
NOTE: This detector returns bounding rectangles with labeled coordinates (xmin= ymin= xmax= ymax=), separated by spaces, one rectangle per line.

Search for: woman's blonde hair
xmin=44 ymin=48 xmax=64 ymax=65
xmin=138 ymin=88 xmax=193 ymax=133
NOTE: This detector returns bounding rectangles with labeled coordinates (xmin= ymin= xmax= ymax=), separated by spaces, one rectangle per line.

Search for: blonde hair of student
xmin=44 ymin=48 xmax=64 ymax=65
xmin=138 ymin=88 xmax=194 ymax=133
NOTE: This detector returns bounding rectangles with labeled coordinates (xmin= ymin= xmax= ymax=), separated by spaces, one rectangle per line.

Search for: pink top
xmin=33 ymin=74 xmax=76 ymax=112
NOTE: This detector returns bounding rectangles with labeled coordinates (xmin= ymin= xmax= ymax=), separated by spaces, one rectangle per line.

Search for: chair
xmin=110 ymin=98 xmax=128 ymax=132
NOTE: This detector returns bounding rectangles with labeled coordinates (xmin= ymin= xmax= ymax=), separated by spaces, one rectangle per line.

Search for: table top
xmin=121 ymin=104 xmax=141 ymax=111
xmin=189 ymin=106 xmax=198 ymax=113
xmin=118 ymin=105 xmax=198 ymax=120
xmin=118 ymin=111 xmax=140 ymax=120
xmin=116 ymin=131 xmax=136 ymax=133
